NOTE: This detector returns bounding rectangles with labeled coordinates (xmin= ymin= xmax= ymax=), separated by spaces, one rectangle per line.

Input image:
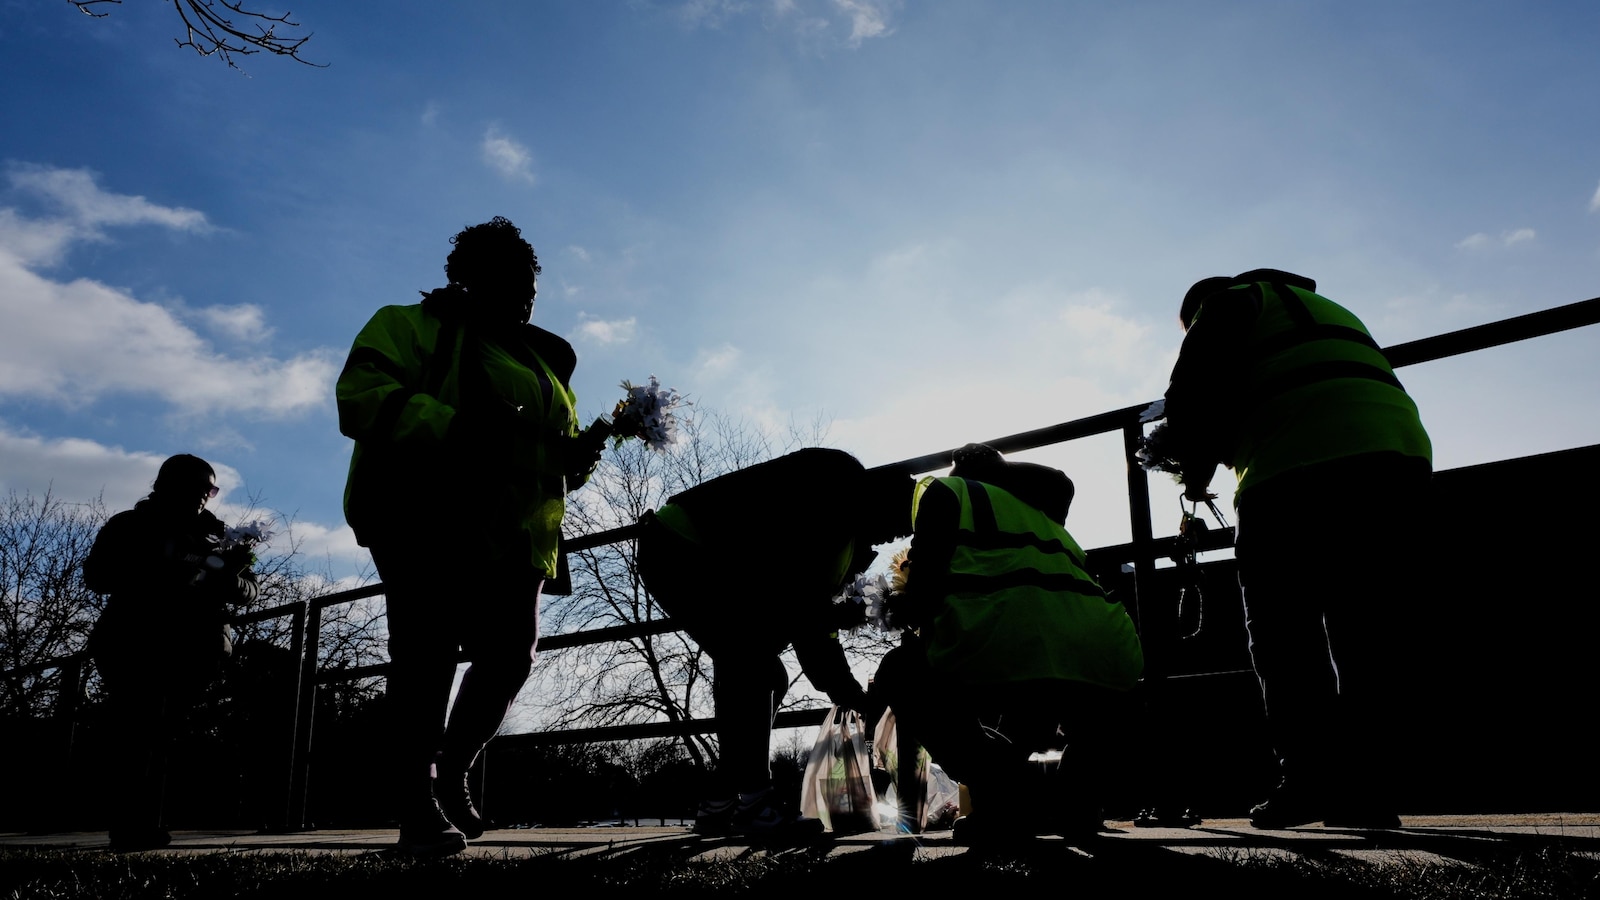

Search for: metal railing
xmin=8 ymin=295 xmax=1598 ymax=830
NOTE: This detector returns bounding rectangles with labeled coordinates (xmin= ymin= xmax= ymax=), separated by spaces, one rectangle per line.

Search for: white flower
xmin=611 ymin=375 xmax=690 ymax=452
xmin=833 ymin=571 xmax=900 ymax=634
xmin=221 ymin=520 xmax=275 ymax=550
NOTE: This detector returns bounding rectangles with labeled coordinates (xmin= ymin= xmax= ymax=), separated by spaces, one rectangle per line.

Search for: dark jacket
xmin=84 ymin=500 xmax=259 ymax=677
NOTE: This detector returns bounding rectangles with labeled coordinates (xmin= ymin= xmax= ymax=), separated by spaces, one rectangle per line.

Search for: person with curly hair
xmin=338 ymin=217 xmax=602 ymax=855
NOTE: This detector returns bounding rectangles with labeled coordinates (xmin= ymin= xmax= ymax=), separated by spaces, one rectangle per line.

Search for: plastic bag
xmin=871 ymin=708 xmax=961 ymax=832
xmin=799 ymin=705 xmax=876 ymax=834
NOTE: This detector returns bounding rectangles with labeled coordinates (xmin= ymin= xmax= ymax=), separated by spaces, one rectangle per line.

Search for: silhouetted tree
xmin=0 ymin=489 xmax=105 ymax=718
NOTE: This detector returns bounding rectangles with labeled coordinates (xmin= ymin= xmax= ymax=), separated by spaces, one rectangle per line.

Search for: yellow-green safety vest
xmin=1225 ymin=281 xmax=1431 ymax=496
xmin=913 ymin=476 xmax=1143 ymax=691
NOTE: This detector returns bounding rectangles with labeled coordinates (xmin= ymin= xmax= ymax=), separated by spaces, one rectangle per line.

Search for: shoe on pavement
xmin=436 ymin=769 xmax=486 ymax=840
xmin=397 ymin=802 xmax=467 ymax=857
xmin=692 ymin=796 xmax=737 ymax=837
xmin=732 ymin=789 xmax=825 ymax=846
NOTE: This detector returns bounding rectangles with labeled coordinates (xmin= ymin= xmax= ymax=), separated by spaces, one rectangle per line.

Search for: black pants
xmin=370 ymin=540 xmax=542 ymax=817
xmin=1234 ymin=452 xmax=1432 ymax=798
xmin=873 ymin=640 xmax=1131 ymax=828
xmin=635 ymin=518 xmax=792 ymax=797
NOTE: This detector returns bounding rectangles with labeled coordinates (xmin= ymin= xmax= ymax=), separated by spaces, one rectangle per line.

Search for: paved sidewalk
xmin=6 ymin=813 xmax=1597 ymax=863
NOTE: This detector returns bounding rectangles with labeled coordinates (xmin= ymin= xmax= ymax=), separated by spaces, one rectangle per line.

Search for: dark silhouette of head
xmin=949 ymin=443 xmax=1075 ymax=525
xmin=445 ymin=216 xmax=541 ymax=324
xmin=1180 ymin=268 xmax=1318 ymax=332
xmin=857 ymin=465 xmax=917 ymax=544
xmin=151 ymin=453 xmax=218 ymax=514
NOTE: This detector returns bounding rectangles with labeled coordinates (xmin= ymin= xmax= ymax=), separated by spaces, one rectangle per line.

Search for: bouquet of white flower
xmin=833 ymin=570 xmax=900 ymax=635
xmin=221 ymin=520 xmax=275 ymax=552
xmin=582 ymin=375 xmax=690 ymax=453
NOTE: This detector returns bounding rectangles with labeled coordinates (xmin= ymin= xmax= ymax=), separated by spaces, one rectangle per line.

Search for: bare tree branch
xmin=68 ymin=0 xmax=325 ymax=71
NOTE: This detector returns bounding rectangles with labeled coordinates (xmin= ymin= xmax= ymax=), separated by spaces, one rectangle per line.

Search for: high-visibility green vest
xmin=913 ymin=476 xmax=1143 ymax=691
xmin=1224 ymin=281 xmax=1431 ymax=495
xmin=338 ymin=303 xmax=579 ymax=574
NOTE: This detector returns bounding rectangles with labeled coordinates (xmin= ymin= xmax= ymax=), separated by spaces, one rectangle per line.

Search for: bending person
xmin=635 ymin=447 xmax=914 ymax=843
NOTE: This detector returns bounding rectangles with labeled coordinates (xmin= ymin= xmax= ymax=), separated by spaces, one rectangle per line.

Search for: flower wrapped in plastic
xmin=221 ymin=520 xmax=275 ymax=552
xmin=832 ymin=563 xmax=908 ymax=634
xmin=196 ymin=519 xmax=275 ymax=583
xmin=582 ymin=375 xmax=690 ymax=453
xmin=1135 ymin=422 xmax=1186 ymax=479
xmin=1133 ymin=400 xmax=1187 ymax=479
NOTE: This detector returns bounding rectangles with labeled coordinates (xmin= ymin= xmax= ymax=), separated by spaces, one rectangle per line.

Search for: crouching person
xmin=874 ymin=444 xmax=1143 ymax=845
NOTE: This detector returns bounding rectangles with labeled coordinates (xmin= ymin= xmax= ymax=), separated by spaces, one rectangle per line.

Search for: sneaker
xmin=436 ymin=770 xmax=486 ymax=840
xmin=732 ymin=790 xmax=825 ymax=846
xmin=692 ymin=796 xmax=737 ymax=837
xmin=397 ymin=802 xmax=467 ymax=857
xmin=108 ymin=827 xmax=172 ymax=852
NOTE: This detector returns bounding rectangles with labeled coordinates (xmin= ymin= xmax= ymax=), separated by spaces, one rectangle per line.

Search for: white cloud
xmin=576 ymin=315 xmax=638 ymax=345
xmin=0 ymin=426 xmax=230 ymax=511
xmin=481 ymin=126 xmax=537 ymax=184
xmin=1456 ymin=229 xmax=1535 ymax=251
xmin=694 ymin=343 xmax=744 ymax=380
xmin=0 ymin=424 xmax=371 ymax=576
xmin=566 ymin=245 xmax=592 ymax=263
xmin=674 ymin=0 xmax=895 ymax=46
xmin=196 ymin=304 xmax=273 ymax=342
xmin=1589 ymin=180 xmax=1600 ymax=213
xmin=833 ymin=0 xmax=896 ymax=45
xmin=0 ymin=166 xmax=337 ymax=415
xmin=421 ymin=101 xmax=441 ymax=127
xmin=8 ymin=164 xmax=209 ymax=234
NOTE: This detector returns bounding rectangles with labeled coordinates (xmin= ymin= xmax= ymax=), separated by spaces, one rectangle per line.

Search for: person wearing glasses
xmin=84 ymin=453 xmax=260 ymax=852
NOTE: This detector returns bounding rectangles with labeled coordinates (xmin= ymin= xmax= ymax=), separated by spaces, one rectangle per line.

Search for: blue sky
xmin=3 ymin=0 xmax=1598 ymax=584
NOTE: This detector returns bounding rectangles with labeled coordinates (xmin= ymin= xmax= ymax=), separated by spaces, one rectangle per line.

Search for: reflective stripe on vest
xmin=914 ymin=476 xmax=1143 ymax=690
xmin=1232 ymin=282 xmax=1431 ymax=495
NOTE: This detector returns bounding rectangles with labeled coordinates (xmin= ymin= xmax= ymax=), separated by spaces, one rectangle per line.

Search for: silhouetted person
xmin=873 ymin=443 xmax=1144 ymax=844
xmin=634 ymin=448 xmax=914 ymax=844
xmin=1160 ymin=269 xmax=1432 ymax=829
xmin=84 ymin=454 xmax=259 ymax=852
xmin=337 ymin=216 xmax=601 ymax=856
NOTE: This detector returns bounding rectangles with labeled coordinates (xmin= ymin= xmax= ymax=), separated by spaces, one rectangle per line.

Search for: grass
xmin=2 ymin=840 xmax=1597 ymax=900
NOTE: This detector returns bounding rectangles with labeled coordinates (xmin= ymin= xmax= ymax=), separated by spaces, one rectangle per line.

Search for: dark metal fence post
xmin=266 ymin=600 xmax=308 ymax=832
xmin=285 ymin=599 xmax=322 ymax=831
xmin=1122 ymin=418 xmax=1158 ymax=650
